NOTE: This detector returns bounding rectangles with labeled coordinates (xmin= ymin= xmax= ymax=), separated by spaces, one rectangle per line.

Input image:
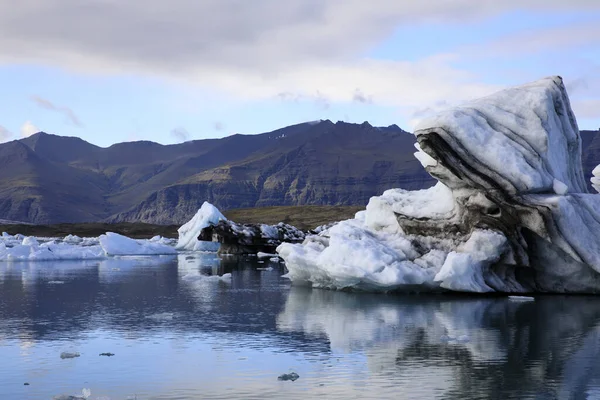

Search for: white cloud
xmin=0 ymin=1 xmax=598 ymax=126
xmin=20 ymin=121 xmax=40 ymax=138
xmin=0 ymin=125 xmax=12 ymax=142
xmin=0 ymin=1 xmax=597 ymax=78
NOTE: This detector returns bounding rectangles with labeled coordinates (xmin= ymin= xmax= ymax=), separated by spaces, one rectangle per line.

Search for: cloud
xmin=352 ymin=89 xmax=372 ymax=104
xmin=0 ymin=1 xmax=598 ymax=123
xmin=0 ymin=125 xmax=12 ymax=142
xmin=30 ymin=96 xmax=83 ymax=127
xmin=170 ymin=127 xmax=190 ymax=142
xmin=0 ymin=1 xmax=596 ymax=77
xmin=20 ymin=121 xmax=39 ymax=138
xmin=214 ymin=122 xmax=224 ymax=131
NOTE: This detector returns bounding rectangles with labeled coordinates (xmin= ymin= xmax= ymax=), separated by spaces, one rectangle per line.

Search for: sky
xmin=0 ymin=1 xmax=598 ymax=147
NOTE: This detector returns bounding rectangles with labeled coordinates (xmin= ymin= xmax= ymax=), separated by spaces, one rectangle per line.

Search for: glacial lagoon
xmin=1 ymin=254 xmax=600 ymax=399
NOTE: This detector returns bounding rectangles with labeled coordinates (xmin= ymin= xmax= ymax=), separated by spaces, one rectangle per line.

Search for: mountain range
xmin=0 ymin=120 xmax=598 ymax=225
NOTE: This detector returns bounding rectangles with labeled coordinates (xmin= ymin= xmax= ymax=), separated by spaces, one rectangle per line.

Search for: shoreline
xmin=0 ymin=222 xmax=180 ymax=239
xmin=0 ymin=205 xmax=364 ymax=238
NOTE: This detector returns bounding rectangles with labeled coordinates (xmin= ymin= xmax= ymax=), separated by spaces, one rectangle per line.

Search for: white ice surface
xmin=278 ymin=189 xmax=464 ymax=292
xmin=364 ymin=182 xmax=454 ymax=234
xmin=0 ymin=232 xmax=177 ymax=261
xmin=99 ymin=232 xmax=177 ymax=256
xmin=434 ymin=230 xmax=507 ymax=292
xmin=278 ymin=77 xmax=594 ymax=293
xmin=592 ymin=164 xmax=600 ymax=193
xmin=415 ymin=76 xmax=587 ymax=194
xmin=278 ymin=193 xmax=501 ymax=293
xmin=176 ymin=202 xmax=226 ymax=251
xmin=0 ymin=235 xmax=105 ymax=261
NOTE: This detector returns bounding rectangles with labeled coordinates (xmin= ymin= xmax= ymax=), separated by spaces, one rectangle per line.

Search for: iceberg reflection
xmin=277 ymin=288 xmax=600 ymax=399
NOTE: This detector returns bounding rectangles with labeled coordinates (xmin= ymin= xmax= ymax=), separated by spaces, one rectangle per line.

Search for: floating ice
xmin=257 ymin=252 xmax=278 ymax=258
xmin=278 ymin=372 xmax=300 ymax=381
xmin=99 ymin=232 xmax=176 ymax=256
xmin=60 ymin=351 xmax=80 ymax=359
xmin=508 ymin=296 xmax=535 ymax=302
xmin=0 ymin=231 xmax=180 ymax=261
xmin=145 ymin=312 xmax=175 ymax=321
xmin=53 ymin=388 xmax=91 ymax=400
xmin=0 ymin=238 xmax=105 ymax=261
xmin=176 ymin=202 xmax=226 ymax=251
xmin=278 ymin=76 xmax=600 ymax=294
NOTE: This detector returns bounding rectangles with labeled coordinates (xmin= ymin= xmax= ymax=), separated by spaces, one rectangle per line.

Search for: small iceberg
xmin=175 ymin=202 xmax=226 ymax=251
xmin=99 ymin=232 xmax=176 ymax=256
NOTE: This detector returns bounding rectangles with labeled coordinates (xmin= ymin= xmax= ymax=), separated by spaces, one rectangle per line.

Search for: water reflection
xmin=0 ymin=254 xmax=290 ymax=343
xmin=1 ymin=257 xmax=600 ymax=399
xmin=277 ymin=288 xmax=600 ymax=399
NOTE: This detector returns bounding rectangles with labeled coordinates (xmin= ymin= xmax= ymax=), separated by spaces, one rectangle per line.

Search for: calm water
xmin=1 ymin=254 xmax=600 ymax=399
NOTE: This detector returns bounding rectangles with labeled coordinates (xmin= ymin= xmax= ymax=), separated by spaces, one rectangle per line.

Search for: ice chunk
xmin=278 ymin=372 xmax=300 ymax=381
xmin=413 ymin=142 xmax=438 ymax=168
xmin=365 ymin=182 xmax=454 ymax=233
xmin=0 ymin=240 xmax=105 ymax=261
xmin=53 ymin=388 xmax=91 ymax=400
xmin=176 ymin=202 xmax=227 ymax=250
xmin=508 ymin=295 xmax=535 ymax=302
xmin=591 ymin=164 xmax=600 ymax=193
xmin=99 ymin=232 xmax=176 ymax=256
xmin=553 ymin=179 xmax=568 ymax=195
xmin=192 ymin=241 xmax=220 ymax=252
xmin=63 ymin=234 xmax=82 ymax=244
xmin=146 ymin=312 xmax=175 ymax=321
xmin=257 ymin=252 xmax=278 ymax=258
xmin=22 ymin=236 xmax=39 ymax=247
xmin=60 ymin=352 xmax=80 ymax=359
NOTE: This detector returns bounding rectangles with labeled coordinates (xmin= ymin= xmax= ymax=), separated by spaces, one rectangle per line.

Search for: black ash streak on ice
xmin=277 ymin=76 xmax=600 ymax=294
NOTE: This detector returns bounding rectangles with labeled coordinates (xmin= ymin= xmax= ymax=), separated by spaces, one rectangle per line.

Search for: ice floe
xmin=99 ymin=232 xmax=176 ymax=256
xmin=0 ymin=231 xmax=178 ymax=261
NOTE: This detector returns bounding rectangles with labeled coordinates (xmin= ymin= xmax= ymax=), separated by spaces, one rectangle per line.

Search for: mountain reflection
xmin=0 ymin=255 xmax=290 ymax=343
xmin=277 ymin=287 xmax=600 ymax=399
xmin=2 ymin=258 xmax=600 ymax=399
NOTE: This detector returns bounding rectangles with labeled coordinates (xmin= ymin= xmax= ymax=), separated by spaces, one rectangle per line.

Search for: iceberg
xmin=0 ymin=231 xmax=178 ymax=261
xmin=175 ymin=201 xmax=226 ymax=251
xmin=0 ymin=235 xmax=106 ymax=261
xmin=278 ymin=76 xmax=600 ymax=293
xmin=99 ymin=232 xmax=176 ymax=256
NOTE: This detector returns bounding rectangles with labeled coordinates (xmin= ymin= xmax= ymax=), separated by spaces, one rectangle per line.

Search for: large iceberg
xmin=278 ymin=76 xmax=600 ymax=293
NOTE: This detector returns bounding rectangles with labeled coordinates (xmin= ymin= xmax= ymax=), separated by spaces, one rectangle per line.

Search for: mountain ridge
xmin=1 ymin=122 xmax=598 ymax=224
